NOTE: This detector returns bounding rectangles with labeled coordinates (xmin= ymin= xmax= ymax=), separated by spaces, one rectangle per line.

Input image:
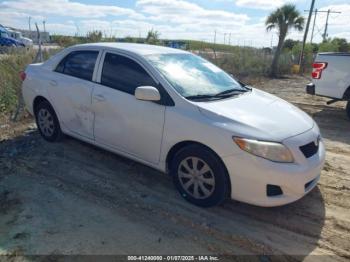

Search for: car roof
xmin=74 ymin=42 xmax=189 ymax=56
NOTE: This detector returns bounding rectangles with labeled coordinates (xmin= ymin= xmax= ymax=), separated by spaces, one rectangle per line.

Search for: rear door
xmin=48 ymin=50 xmax=100 ymax=139
xmin=92 ymin=51 xmax=166 ymax=164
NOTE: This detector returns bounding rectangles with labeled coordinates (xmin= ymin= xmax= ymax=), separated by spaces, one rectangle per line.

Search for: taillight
xmin=19 ymin=71 xmax=26 ymax=81
xmin=311 ymin=62 xmax=327 ymax=79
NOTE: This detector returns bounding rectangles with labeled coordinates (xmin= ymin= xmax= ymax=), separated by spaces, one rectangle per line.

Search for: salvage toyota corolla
xmin=21 ymin=43 xmax=325 ymax=207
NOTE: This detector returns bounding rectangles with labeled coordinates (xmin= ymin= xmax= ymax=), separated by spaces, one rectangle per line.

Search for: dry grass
xmin=0 ymin=48 xmax=59 ymax=117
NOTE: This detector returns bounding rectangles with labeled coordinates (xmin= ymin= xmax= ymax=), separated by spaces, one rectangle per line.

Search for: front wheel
xmin=171 ymin=145 xmax=230 ymax=207
xmin=346 ymin=101 xmax=350 ymax=120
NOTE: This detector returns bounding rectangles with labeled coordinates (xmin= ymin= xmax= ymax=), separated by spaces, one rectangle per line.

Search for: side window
xmin=55 ymin=51 xmax=98 ymax=81
xmin=101 ymin=53 xmax=157 ymax=95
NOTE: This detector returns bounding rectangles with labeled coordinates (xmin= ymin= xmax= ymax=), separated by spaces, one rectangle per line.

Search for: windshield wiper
xmin=186 ymin=88 xmax=250 ymax=101
xmin=185 ymin=94 xmax=218 ymax=100
xmin=214 ymin=88 xmax=248 ymax=97
xmin=238 ymin=81 xmax=253 ymax=90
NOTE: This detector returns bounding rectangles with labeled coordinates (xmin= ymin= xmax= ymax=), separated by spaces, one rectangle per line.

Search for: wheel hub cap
xmin=178 ymin=157 xmax=215 ymax=199
xmin=37 ymin=108 xmax=54 ymax=137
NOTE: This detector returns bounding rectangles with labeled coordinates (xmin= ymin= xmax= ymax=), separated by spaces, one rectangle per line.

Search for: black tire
xmin=346 ymin=101 xmax=350 ymax=120
xmin=170 ymin=144 xmax=230 ymax=207
xmin=35 ymin=100 xmax=63 ymax=142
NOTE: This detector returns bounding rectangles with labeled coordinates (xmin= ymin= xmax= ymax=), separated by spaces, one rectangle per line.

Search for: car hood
xmin=196 ymin=88 xmax=314 ymax=141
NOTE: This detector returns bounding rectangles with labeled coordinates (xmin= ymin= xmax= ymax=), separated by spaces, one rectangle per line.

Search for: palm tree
xmin=266 ymin=4 xmax=304 ymax=77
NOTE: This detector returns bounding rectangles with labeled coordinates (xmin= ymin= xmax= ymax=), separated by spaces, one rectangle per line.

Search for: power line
xmin=304 ymin=9 xmax=341 ymax=42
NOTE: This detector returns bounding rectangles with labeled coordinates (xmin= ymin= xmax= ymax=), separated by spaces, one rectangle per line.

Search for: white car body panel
xmin=48 ymin=72 xmax=96 ymax=139
xmin=312 ymin=53 xmax=350 ymax=99
xmin=22 ymin=43 xmax=325 ymax=207
xmin=196 ymin=89 xmax=314 ymax=141
xmin=92 ymin=82 xmax=166 ymax=164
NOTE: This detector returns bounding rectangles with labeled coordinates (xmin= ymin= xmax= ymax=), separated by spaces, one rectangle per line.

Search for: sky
xmin=0 ymin=0 xmax=349 ymax=47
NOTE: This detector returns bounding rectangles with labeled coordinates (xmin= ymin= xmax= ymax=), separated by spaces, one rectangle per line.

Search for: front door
xmin=92 ymin=52 xmax=166 ymax=164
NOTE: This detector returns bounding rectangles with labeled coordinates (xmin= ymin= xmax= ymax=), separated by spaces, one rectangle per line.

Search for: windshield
xmin=0 ymin=31 xmax=9 ymax=38
xmin=146 ymin=53 xmax=245 ymax=98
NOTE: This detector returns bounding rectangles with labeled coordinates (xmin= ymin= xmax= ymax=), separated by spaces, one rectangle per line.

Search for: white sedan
xmin=21 ymin=43 xmax=325 ymax=207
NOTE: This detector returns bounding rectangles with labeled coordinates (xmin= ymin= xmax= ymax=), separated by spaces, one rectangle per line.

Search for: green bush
xmin=0 ymin=48 xmax=59 ymax=115
xmin=292 ymin=43 xmax=314 ymax=68
xmin=318 ymin=41 xmax=339 ymax=52
xmin=198 ymin=47 xmax=274 ymax=77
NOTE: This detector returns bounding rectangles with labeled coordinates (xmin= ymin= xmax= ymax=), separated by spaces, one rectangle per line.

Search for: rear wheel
xmin=346 ymin=101 xmax=350 ymax=120
xmin=35 ymin=101 xmax=63 ymax=142
xmin=171 ymin=144 xmax=230 ymax=207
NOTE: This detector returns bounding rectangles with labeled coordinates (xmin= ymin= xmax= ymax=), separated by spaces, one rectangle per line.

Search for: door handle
xmin=94 ymin=94 xmax=106 ymax=102
xmin=49 ymin=80 xmax=57 ymax=86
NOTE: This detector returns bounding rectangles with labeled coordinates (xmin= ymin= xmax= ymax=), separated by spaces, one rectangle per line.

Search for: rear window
xmin=55 ymin=50 xmax=99 ymax=81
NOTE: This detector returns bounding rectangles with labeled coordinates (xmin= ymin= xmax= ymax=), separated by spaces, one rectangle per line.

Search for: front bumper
xmin=222 ymin=126 xmax=325 ymax=207
xmin=306 ymin=83 xmax=315 ymax=95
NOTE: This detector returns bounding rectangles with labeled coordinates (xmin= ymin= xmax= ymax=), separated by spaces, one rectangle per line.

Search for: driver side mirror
xmin=135 ymin=86 xmax=161 ymax=101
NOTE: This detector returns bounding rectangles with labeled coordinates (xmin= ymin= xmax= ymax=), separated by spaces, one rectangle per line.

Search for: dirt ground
xmin=0 ymin=76 xmax=349 ymax=260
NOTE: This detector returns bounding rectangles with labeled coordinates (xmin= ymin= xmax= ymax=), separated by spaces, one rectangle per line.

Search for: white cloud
xmin=136 ymin=0 xmax=249 ymax=26
xmin=131 ymin=0 xmax=252 ymax=42
xmin=235 ymin=0 xmax=285 ymax=10
xmin=0 ymin=0 xmax=137 ymax=18
xmin=0 ymin=10 xmax=44 ymax=30
xmin=0 ymin=0 xmax=349 ymax=47
xmin=45 ymin=23 xmax=77 ymax=35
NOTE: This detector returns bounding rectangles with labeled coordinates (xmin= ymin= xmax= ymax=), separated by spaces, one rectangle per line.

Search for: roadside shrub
xmin=0 ymin=48 xmax=59 ymax=116
xmin=51 ymin=35 xmax=81 ymax=48
xmin=198 ymin=47 xmax=274 ymax=78
xmin=292 ymin=43 xmax=314 ymax=68
xmin=318 ymin=41 xmax=339 ymax=52
xmin=0 ymin=83 xmax=17 ymax=113
xmin=0 ymin=49 xmax=34 ymax=114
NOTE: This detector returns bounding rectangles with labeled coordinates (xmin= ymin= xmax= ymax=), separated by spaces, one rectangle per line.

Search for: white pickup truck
xmin=306 ymin=52 xmax=350 ymax=119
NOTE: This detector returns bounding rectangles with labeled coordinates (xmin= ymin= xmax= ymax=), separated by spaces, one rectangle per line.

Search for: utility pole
xmin=42 ymin=20 xmax=46 ymax=43
xmin=228 ymin=33 xmax=231 ymax=45
xmin=310 ymin=9 xmax=317 ymax=44
xmin=305 ymin=9 xmax=318 ymax=43
xmin=299 ymin=0 xmax=315 ymax=72
xmin=321 ymin=9 xmax=342 ymax=41
xmin=224 ymin=33 xmax=227 ymax=45
xmin=213 ymin=30 xmax=217 ymax=62
xmin=323 ymin=9 xmax=330 ymax=41
xmin=28 ymin=16 xmax=32 ymax=39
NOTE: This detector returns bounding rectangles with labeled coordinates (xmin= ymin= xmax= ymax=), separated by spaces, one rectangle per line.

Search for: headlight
xmin=233 ymin=137 xmax=294 ymax=163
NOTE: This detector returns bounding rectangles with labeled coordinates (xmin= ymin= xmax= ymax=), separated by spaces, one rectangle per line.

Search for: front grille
xmin=300 ymin=141 xmax=319 ymax=158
